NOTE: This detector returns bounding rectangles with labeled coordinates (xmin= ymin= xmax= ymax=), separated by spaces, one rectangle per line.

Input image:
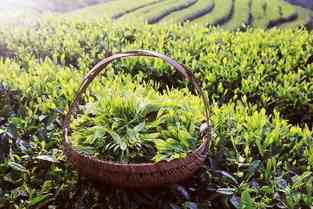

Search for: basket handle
xmin=63 ymin=50 xmax=211 ymax=145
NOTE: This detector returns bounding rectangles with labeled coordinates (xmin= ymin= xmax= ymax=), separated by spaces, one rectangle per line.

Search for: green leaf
xmin=0 ymin=128 xmax=5 ymax=135
xmin=120 ymin=142 xmax=127 ymax=151
xmin=30 ymin=194 xmax=49 ymax=206
xmin=111 ymin=132 xmax=123 ymax=146
xmin=8 ymin=161 xmax=28 ymax=173
xmin=216 ymin=170 xmax=239 ymax=185
xmin=240 ymin=191 xmax=256 ymax=209
xmin=260 ymin=186 xmax=273 ymax=193
xmin=38 ymin=115 xmax=47 ymax=122
xmin=127 ymin=128 xmax=137 ymax=139
xmin=142 ymin=133 xmax=160 ymax=141
xmin=35 ymin=155 xmax=58 ymax=163
xmin=93 ymin=126 xmax=107 ymax=140
xmin=178 ymin=130 xmax=192 ymax=148
xmin=9 ymin=117 xmax=26 ymax=129
xmin=216 ymin=188 xmax=236 ymax=195
xmin=292 ymin=171 xmax=312 ymax=188
xmin=255 ymin=139 xmax=264 ymax=157
xmin=133 ymin=122 xmax=145 ymax=132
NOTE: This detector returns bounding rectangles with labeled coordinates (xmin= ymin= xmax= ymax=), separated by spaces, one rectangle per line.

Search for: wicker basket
xmin=63 ymin=50 xmax=212 ymax=188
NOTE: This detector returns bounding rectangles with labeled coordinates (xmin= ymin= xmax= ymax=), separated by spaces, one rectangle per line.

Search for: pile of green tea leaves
xmin=71 ymin=75 xmax=204 ymax=163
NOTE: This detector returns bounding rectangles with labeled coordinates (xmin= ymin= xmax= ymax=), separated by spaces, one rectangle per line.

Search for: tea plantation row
xmin=2 ymin=0 xmax=313 ymax=30
xmin=67 ymin=0 xmax=313 ymax=29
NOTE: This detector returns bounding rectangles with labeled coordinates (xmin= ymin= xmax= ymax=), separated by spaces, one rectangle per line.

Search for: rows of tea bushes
xmin=2 ymin=0 xmax=312 ymax=30
xmin=183 ymin=0 xmax=233 ymax=26
xmin=0 ymin=52 xmax=312 ymax=208
xmin=251 ymin=0 xmax=294 ymax=28
xmin=118 ymin=0 xmax=194 ymax=24
xmin=66 ymin=0 xmax=159 ymax=21
xmin=222 ymin=0 xmax=251 ymax=30
xmin=1 ymin=19 xmax=313 ymax=126
xmin=159 ymin=0 xmax=214 ymax=24
xmin=66 ymin=0 xmax=313 ymax=29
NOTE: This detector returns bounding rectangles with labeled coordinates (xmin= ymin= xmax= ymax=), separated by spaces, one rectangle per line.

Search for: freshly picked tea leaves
xmin=70 ymin=76 xmax=204 ymax=163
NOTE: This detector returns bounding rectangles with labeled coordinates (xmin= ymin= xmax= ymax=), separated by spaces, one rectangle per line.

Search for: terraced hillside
xmin=66 ymin=0 xmax=313 ymax=29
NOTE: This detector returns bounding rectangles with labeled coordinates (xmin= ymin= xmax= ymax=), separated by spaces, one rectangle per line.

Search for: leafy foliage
xmin=71 ymin=76 xmax=203 ymax=163
xmin=0 ymin=19 xmax=312 ymax=209
xmin=2 ymin=20 xmax=313 ymax=125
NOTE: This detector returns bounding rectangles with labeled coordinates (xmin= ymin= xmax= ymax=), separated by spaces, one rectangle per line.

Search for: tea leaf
xmin=8 ymin=161 xmax=28 ymax=173
xmin=216 ymin=188 xmax=236 ymax=195
xmin=35 ymin=155 xmax=58 ymax=163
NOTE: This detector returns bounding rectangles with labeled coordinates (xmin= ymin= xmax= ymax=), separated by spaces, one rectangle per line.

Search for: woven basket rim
xmin=63 ymin=136 xmax=209 ymax=167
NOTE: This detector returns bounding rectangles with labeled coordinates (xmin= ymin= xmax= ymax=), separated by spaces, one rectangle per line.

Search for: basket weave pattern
xmin=63 ymin=50 xmax=211 ymax=188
